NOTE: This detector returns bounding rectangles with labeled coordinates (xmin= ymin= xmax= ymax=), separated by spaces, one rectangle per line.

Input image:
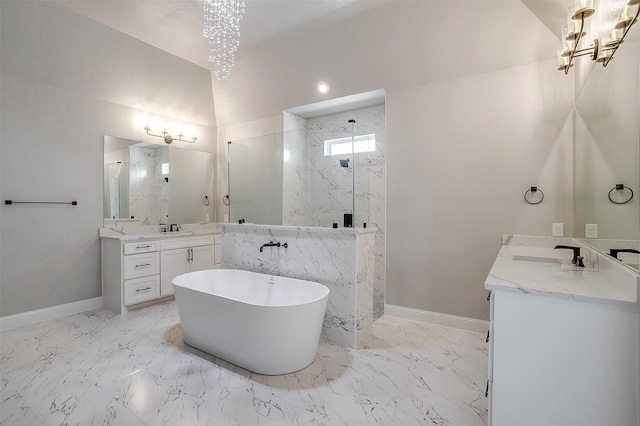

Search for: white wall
xmin=386 ymin=59 xmax=575 ymax=320
xmin=0 ymin=2 xmax=217 ymax=316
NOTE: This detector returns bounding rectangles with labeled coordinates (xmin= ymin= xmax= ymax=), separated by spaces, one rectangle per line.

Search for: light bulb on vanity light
xmin=566 ymin=12 xmax=586 ymax=41
xmin=572 ymin=0 xmax=595 ymax=19
xmin=560 ymin=25 xmax=575 ymax=56
xmin=616 ymin=4 xmax=638 ymax=29
xmin=557 ymin=45 xmax=574 ymax=70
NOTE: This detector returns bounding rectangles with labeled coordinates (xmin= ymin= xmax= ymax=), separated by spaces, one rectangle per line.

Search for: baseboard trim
xmin=0 ymin=297 xmax=103 ymax=332
xmin=384 ymin=304 xmax=489 ymax=333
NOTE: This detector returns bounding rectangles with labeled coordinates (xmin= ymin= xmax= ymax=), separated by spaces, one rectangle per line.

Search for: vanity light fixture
xmin=144 ymin=125 xmax=197 ymax=144
xmin=558 ymin=0 xmax=639 ymax=74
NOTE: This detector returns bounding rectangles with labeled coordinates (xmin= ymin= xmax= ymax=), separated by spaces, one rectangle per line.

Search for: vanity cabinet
xmin=160 ymin=236 xmax=215 ymax=296
xmin=101 ymin=232 xmax=220 ymax=315
xmin=487 ymin=290 xmax=638 ymax=426
xmin=121 ymin=241 xmax=160 ymax=305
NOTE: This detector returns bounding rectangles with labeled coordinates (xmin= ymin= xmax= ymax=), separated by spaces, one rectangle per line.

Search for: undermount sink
xmin=162 ymin=231 xmax=194 ymax=236
xmin=512 ymin=255 xmax=598 ymax=272
xmin=512 ymin=255 xmax=564 ymax=267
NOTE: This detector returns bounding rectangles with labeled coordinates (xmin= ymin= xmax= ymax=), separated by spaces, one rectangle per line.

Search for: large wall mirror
xmin=103 ymin=135 xmax=215 ymax=227
xmin=575 ymin=40 xmax=640 ymax=272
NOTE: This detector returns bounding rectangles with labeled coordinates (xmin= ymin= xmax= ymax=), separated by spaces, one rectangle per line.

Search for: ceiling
xmin=57 ymin=0 xmax=640 ymax=126
xmin=61 ymin=0 xmax=570 ymax=72
xmin=61 ymin=0 xmax=391 ymax=70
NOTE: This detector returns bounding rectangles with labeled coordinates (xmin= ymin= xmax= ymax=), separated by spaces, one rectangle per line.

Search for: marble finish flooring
xmin=1 ymin=301 xmax=487 ymax=425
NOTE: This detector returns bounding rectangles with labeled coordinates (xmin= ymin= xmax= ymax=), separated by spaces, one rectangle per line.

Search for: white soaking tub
xmin=172 ymin=269 xmax=329 ymax=375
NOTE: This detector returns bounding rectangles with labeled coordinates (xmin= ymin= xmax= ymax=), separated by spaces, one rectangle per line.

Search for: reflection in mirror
xmin=103 ymin=136 xmax=214 ymax=227
xmin=574 ymin=39 xmax=639 ymax=272
xmin=579 ymin=238 xmax=640 ymax=274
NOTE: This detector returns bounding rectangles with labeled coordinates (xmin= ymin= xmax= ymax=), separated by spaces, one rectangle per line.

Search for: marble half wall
xmin=221 ymin=224 xmax=374 ymax=349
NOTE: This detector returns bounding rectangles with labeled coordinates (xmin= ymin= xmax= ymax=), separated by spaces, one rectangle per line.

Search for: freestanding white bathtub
xmin=172 ymin=269 xmax=329 ymax=375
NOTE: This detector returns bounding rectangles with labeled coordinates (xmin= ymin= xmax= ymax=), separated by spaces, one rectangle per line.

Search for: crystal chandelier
xmin=202 ymin=0 xmax=246 ymax=81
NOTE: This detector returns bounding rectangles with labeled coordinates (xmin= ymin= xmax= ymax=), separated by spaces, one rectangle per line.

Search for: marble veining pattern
xmin=1 ymin=302 xmax=488 ymax=426
xmin=222 ymin=225 xmax=370 ymax=349
xmin=283 ymin=106 xmax=386 ymax=322
xmin=356 ymin=232 xmax=375 ymax=349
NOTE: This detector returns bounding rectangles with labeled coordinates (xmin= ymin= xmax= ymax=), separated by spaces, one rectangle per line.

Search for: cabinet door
xmin=190 ymin=245 xmax=214 ymax=273
xmin=160 ymin=248 xmax=189 ymax=296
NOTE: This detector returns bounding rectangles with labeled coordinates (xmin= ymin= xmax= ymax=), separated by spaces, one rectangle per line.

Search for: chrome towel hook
xmin=608 ymin=184 xmax=634 ymax=205
xmin=524 ymin=186 xmax=544 ymax=205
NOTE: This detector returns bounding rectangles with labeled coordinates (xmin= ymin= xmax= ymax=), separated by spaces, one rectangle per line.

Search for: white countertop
xmin=99 ymin=224 xmax=222 ymax=241
xmin=485 ymin=243 xmax=638 ymax=305
xmin=222 ymin=222 xmax=376 ymax=235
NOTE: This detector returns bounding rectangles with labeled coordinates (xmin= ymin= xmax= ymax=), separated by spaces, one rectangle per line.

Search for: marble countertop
xmin=222 ymin=222 xmax=377 ymax=235
xmin=99 ymin=223 xmax=222 ymax=241
xmin=485 ymin=243 xmax=637 ymax=305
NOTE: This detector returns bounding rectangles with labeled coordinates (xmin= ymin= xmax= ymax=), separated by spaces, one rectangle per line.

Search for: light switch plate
xmin=586 ymin=224 xmax=598 ymax=238
xmin=552 ymin=223 xmax=563 ymax=237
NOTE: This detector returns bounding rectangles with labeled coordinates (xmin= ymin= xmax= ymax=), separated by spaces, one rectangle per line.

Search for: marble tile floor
xmin=0 ymin=301 xmax=488 ymax=426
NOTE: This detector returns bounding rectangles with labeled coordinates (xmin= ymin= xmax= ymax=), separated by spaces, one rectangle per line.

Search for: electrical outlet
xmin=552 ymin=223 xmax=564 ymax=237
xmin=585 ymin=224 xmax=598 ymax=239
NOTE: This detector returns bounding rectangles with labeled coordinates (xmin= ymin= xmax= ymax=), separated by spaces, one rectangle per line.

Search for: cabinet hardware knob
xmin=486 ymin=330 xmax=490 ymax=343
xmin=487 ymin=291 xmax=491 ymax=301
xmin=136 ymin=287 xmax=152 ymax=292
xmin=485 ymin=380 xmax=489 ymax=397
xmin=135 ymin=263 xmax=151 ymax=268
xmin=136 ymin=245 xmax=152 ymax=249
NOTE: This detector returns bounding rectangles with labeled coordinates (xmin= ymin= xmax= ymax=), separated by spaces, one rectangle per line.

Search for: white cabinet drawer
xmin=123 ymin=252 xmax=159 ymax=279
xmin=160 ymin=236 xmax=215 ymax=251
xmin=124 ymin=240 xmax=159 ymax=255
xmin=124 ymin=275 xmax=160 ymax=306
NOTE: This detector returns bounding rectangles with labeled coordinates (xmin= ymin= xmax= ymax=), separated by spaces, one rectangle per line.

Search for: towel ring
xmin=202 ymin=195 xmax=210 ymax=206
xmin=608 ymin=184 xmax=634 ymax=205
xmin=524 ymin=186 xmax=544 ymax=205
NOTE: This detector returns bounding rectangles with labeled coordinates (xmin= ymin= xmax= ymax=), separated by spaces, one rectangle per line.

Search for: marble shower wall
xmin=221 ymin=224 xmax=375 ymax=349
xmin=129 ymin=146 xmax=169 ymax=225
xmin=283 ymin=105 xmax=386 ymax=320
xmin=282 ymin=113 xmax=309 ymax=226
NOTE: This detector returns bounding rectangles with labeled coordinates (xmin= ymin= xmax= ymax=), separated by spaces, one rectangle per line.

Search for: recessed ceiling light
xmin=316 ymin=81 xmax=330 ymax=95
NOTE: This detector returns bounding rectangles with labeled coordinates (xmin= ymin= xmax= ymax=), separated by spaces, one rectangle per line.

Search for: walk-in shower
xmin=226 ymin=119 xmax=372 ymax=229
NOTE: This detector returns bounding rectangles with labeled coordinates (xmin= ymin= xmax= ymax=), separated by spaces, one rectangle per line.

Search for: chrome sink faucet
xmin=170 ymin=224 xmax=180 ymax=232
